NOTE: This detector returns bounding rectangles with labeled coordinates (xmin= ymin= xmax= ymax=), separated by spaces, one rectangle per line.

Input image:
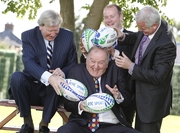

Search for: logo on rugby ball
xmin=82 ymin=28 xmax=96 ymax=52
xmin=93 ymin=27 xmax=117 ymax=48
xmin=60 ymin=79 xmax=88 ymax=101
xmin=85 ymin=93 xmax=115 ymax=113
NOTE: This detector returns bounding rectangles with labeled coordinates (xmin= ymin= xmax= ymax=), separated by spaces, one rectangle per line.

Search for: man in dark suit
xmin=103 ymin=4 xmax=135 ymax=126
xmin=9 ymin=10 xmax=77 ymax=133
xmin=80 ymin=4 xmax=134 ymax=63
xmin=80 ymin=4 xmax=136 ymax=126
xmin=115 ymin=6 xmax=176 ymax=133
xmin=57 ymin=46 xmax=141 ymax=133
xmin=103 ymin=4 xmax=134 ymax=58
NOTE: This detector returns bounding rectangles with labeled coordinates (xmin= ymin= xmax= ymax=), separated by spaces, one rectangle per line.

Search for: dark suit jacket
xmin=123 ymin=20 xmax=176 ymax=123
xmin=7 ymin=26 xmax=78 ymax=98
xmin=21 ymin=26 xmax=77 ymax=82
xmin=116 ymin=29 xmax=134 ymax=58
xmin=63 ymin=61 xmax=132 ymax=127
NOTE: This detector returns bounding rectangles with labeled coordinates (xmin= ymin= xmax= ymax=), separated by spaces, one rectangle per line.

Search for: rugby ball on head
xmin=81 ymin=28 xmax=97 ymax=52
xmin=60 ymin=79 xmax=88 ymax=102
xmin=93 ymin=27 xmax=117 ymax=48
xmin=85 ymin=93 xmax=115 ymax=113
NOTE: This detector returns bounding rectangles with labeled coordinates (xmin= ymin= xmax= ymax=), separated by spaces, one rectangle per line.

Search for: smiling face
xmin=103 ymin=5 xmax=123 ymax=30
xmin=39 ymin=25 xmax=59 ymax=41
xmin=86 ymin=47 xmax=109 ymax=78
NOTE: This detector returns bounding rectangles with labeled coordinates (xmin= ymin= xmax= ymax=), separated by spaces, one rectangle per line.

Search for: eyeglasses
xmin=44 ymin=26 xmax=59 ymax=34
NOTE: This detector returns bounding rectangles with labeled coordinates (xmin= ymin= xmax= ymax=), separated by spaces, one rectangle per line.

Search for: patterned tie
xmin=138 ymin=35 xmax=148 ymax=64
xmin=88 ymin=78 xmax=100 ymax=132
xmin=47 ymin=41 xmax=53 ymax=70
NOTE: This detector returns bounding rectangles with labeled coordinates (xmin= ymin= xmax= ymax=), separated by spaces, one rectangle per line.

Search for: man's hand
xmin=113 ymin=27 xmax=124 ymax=40
xmin=48 ymin=75 xmax=67 ymax=95
xmin=79 ymin=101 xmax=89 ymax=112
xmin=115 ymin=52 xmax=132 ymax=69
xmin=105 ymin=84 xmax=121 ymax=99
xmin=79 ymin=38 xmax=88 ymax=57
xmin=107 ymin=46 xmax=115 ymax=57
xmin=49 ymin=68 xmax=65 ymax=78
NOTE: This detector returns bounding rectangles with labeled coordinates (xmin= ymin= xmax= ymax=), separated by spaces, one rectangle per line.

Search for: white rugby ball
xmin=60 ymin=79 xmax=88 ymax=101
xmin=81 ymin=28 xmax=96 ymax=52
xmin=85 ymin=93 xmax=115 ymax=113
xmin=93 ymin=27 xmax=117 ymax=48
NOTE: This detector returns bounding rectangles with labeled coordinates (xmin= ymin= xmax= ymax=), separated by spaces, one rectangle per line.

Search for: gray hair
xmin=87 ymin=46 xmax=110 ymax=63
xmin=37 ymin=10 xmax=63 ymax=27
xmin=135 ymin=6 xmax=161 ymax=27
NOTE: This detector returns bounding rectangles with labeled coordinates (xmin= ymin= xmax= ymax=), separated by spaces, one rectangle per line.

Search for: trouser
xmin=135 ymin=112 xmax=162 ymax=133
xmin=9 ymin=71 xmax=62 ymax=123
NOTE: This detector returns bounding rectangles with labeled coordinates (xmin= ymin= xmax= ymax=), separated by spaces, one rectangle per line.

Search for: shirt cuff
xmin=111 ymin=49 xmax=120 ymax=60
xmin=78 ymin=101 xmax=83 ymax=115
xmin=128 ymin=63 xmax=135 ymax=75
xmin=115 ymin=93 xmax=124 ymax=104
xmin=118 ymin=33 xmax=126 ymax=41
xmin=40 ymin=71 xmax=52 ymax=86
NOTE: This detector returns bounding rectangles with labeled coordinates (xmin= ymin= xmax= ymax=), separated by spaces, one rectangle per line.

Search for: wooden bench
xmin=0 ymin=99 xmax=69 ymax=133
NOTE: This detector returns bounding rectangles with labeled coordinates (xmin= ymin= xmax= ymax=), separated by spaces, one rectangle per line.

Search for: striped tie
xmin=47 ymin=41 xmax=53 ymax=70
xmin=88 ymin=78 xmax=100 ymax=132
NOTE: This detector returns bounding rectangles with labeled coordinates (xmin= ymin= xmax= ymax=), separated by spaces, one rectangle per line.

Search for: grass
xmin=0 ymin=106 xmax=180 ymax=133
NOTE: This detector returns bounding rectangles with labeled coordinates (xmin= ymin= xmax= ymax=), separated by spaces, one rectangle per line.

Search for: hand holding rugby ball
xmin=84 ymin=93 xmax=115 ymax=113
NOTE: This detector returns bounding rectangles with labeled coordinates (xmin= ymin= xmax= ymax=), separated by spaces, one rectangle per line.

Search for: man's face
xmin=86 ymin=48 xmax=108 ymax=78
xmin=39 ymin=25 xmax=59 ymax=41
xmin=136 ymin=21 xmax=158 ymax=36
xmin=103 ymin=6 xmax=123 ymax=30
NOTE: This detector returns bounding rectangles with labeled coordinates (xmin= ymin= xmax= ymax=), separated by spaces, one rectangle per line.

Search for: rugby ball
xmin=93 ymin=27 xmax=117 ymax=48
xmin=81 ymin=28 xmax=96 ymax=52
xmin=85 ymin=93 xmax=115 ymax=113
xmin=60 ymin=79 xmax=88 ymax=101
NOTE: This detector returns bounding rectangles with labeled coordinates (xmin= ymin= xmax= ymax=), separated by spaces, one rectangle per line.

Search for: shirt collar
xmin=149 ymin=20 xmax=161 ymax=40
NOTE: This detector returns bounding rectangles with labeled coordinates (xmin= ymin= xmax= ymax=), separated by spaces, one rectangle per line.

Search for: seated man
xmin=9 ymin=10 xmax=77 ymax=133
xmin=57 ymin=46 xmax=141 ymax=133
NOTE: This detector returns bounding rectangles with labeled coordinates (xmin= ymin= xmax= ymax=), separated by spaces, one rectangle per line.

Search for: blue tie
xmin=88 ymin=78 xmax=100 ymax=132
xmin=47 ymin=41 xmax=53 ymax=70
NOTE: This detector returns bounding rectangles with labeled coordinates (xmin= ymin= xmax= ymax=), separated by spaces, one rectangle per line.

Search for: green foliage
xmin=171 ymin=64 xmax=180 ymax=115
xmin=1 ymin=0 xmax=42 ymax=19
xmin=1 ymin=0 xmax=171 ymax=28
xmin=82 ymin=0 xmax=169 ymax=28
xmin=0 ymin=50 xmax=23 ymax=98
xmin=0 ymin=41 xmax=9 ymax=49
xmin=112 ymin=0 xmax=169 ymax=28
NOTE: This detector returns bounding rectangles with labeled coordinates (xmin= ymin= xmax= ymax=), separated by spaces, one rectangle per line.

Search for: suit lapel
xmin=141 ymin=21 xmax=163 ymax=61
xmin=51 ymin=29 xmax=63 ymax=68
xmin=36 ymin=28 xmax=47 ymax=69
xmin=131 ymin=32 xmax=144 ymax=59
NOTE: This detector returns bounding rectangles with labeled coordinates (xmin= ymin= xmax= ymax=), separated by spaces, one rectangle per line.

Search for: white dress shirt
xmin=78 ymin=77 xmax=124 ymax=124
xmin=40 ymin=39 xmax=54 ymax=86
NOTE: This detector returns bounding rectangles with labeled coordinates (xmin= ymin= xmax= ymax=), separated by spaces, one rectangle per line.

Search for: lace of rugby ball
xmin=86 ymin=94 xmax=115 ymax=113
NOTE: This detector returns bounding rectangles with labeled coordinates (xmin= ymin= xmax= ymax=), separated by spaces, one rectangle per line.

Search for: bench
xmin=0 ymin=99 xmax=69 ymax=133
